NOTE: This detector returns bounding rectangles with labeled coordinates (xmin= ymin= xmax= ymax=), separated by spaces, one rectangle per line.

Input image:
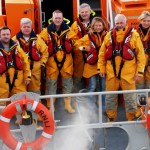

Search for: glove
xmin=41 ymin=66 xmax=46 ymax=81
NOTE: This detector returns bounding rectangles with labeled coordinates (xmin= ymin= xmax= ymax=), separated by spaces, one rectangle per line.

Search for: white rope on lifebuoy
xmin=0 ymin=98 xmax=55 ymax=150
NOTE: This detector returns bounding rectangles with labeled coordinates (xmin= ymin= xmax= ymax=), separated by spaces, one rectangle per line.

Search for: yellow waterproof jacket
xmin=98 ymin=26 xmax=145 ymax=84
xmin=10 ymin=46 xmax=31 ymax=81
xmin=0 ymin=40 xmax=31 ymax=98
xmin=12 ymin=30 xmax=48 ymax=67
xmin=39 ymin=22 xmax=73 ymax=79
xmin=136 ymin=25 xmax=150 ymax=67
xmin=17 ymin=46 xmax=31 ymax=81
xmin=0 ymin=39 xmax=31 ymax=81
xmin=74 ymin=31 xmax=106 ymax=78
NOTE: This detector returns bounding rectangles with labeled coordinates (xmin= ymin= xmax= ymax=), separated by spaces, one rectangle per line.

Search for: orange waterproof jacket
xmin=39 ymin=22 xmax=73 ymax=79
xmin=98 ymin=25 xmax=145 ymax=84
xmin=74 ymin=31 xmax=106 ymax=78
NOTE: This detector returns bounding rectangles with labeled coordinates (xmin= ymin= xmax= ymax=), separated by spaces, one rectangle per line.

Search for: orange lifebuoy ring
xmin=0 ymin=98 xmax=55 ymax=150
xmin=142 ymin=97 xmax=150 ymax=128
xmin=147 ymin=110 xmax=150 ymax=131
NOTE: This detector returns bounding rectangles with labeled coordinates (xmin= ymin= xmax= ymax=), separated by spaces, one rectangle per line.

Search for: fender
xmin=0 ymin=98 xmax=55 ymax=150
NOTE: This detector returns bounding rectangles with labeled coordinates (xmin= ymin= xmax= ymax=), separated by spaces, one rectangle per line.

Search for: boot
xmin=135 ymin=106 xmax=142 ymax=118
xmin=106 ymin=110 xmax=117 ymax=122
xmin=64 ymin=97 xmax=75 ymax=113
xmin=126 ymin=112 xmax=136 ymax=121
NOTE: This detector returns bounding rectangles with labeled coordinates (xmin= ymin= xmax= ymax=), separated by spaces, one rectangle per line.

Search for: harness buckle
xmin=25 ymin=52 xmax=30 ymax=57
xmin=54 ymin=45 xmax=63 ymax=52
xmin=144 ymin=48 xmax=150 ymax=55
xmin=7 ymin=61 xmax=14 ymax=68
xmin=113 ymin=50 xmax=121 ymax=56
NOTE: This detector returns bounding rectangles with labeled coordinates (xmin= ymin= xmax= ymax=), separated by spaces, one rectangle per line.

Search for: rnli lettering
xmin=39 ymin=110 xmax=50 ymax=127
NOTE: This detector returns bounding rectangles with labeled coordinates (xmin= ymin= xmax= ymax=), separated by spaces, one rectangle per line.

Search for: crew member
xmin=39 ymin=10 xmax=75 ymax=113
xmin=69 ymin=3 xmax=94 ymax=93
xmin=74 ymin=17 xmax=107 ymax=113
xmin=13 ymin=18 xmax=48 ymax=94
xmin=135 ymin=11 xmax=150 ymax=117
xmin=0 ymin=26 xmax=31 ymax=104
xmin=98 ymin=14 xmax=145 ymax=121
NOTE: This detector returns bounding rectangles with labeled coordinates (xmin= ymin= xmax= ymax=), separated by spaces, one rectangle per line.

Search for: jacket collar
xmin=16 ymin=30 xmax=37 ymax=40
xmin=47 ymin=21 xmax=69 ymax=33
xmin=78 ymin=14 xmax=94 ymax=23
xmin=0 ymin=39 xmax=17 ymax=50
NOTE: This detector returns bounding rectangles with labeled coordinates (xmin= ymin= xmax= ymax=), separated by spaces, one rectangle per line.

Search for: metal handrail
xmin=0 ymin=89 xmax=149 ymax=130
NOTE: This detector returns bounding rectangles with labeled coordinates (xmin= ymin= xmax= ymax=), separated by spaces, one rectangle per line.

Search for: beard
xmin=1 ymin=38 xmax=10 ymax=45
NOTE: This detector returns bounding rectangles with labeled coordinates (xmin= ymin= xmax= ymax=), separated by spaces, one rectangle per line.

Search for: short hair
xmin=114 ymin=14 xmax=127 ymax=23
xmin=91 ymin=17 xmax=107 ymax=31
xmin=138 ymin=11 xmax=150 ymax=20
xmin=0 ymin=26 xmax=11 ymax=32
xmin=52 ymin=9 xmax=63 ymax=18
xmin=79 ymin=3 xmax=91 ymax=11
xmin=20 ymin=18 xmax=32 ymax=26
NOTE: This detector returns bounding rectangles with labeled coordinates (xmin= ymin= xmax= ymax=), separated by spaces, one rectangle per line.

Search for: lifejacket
xmin=0 ymin=47 xmax=23 ymax=74
xmin=61 ymin=33 xmax=72 ymax=53
xmin=47 ymin=31 xmax=72 ymax=56
xmin=86 ymin=34 xmax=100 ymax=65
xmin=47 ymin=32 xmax=56 ymax=56
xmin=136 ymin=25 xmax=150 ymax=55
xmin=18 ymin=38 xmax=41 ymax=61
xmin=46 ymin=21 xmax=72 ymax=70
xmin=143 ymin=39 xmax=150 ymax=55
xmin=76 ymin=14 xmax=94 ymax=38
xmin=77 ymin=18 xmax=87 ymax=38
xmin=85 ymin=31 xmax=106 ymax=65
xmin=105 ymin=26 xmax=135 ymax=60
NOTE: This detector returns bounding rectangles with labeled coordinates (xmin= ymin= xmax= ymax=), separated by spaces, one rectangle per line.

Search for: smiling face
xmin=0 ymin=29 xmax=11 ymax=45
xmin=93 ymin=21 xmax=104 ymax=33
xmin=79 ymin=6 xmax=91 ymax=22
xmin=52 ymin=12 xmax=63 ymax=26
xmin=115 ymin=17 xmax=126 ymax=30
xmin=140 ymin=16 xmax=150 ymax=29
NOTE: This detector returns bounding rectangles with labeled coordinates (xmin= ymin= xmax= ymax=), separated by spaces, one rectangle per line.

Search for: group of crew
xmin=0 ymin=2 xmax=150 ymax=122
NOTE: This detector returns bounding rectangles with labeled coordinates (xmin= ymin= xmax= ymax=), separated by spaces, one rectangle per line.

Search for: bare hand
xmin=85 ymin=46 xmax=90 ymax=52
xmin=99 ymin=73 xmax=105 ymax=77
xmin=24 ymin=80 xmax=30 ymax=85
xmin=135 ymin=75 xmax=142 ymax=81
